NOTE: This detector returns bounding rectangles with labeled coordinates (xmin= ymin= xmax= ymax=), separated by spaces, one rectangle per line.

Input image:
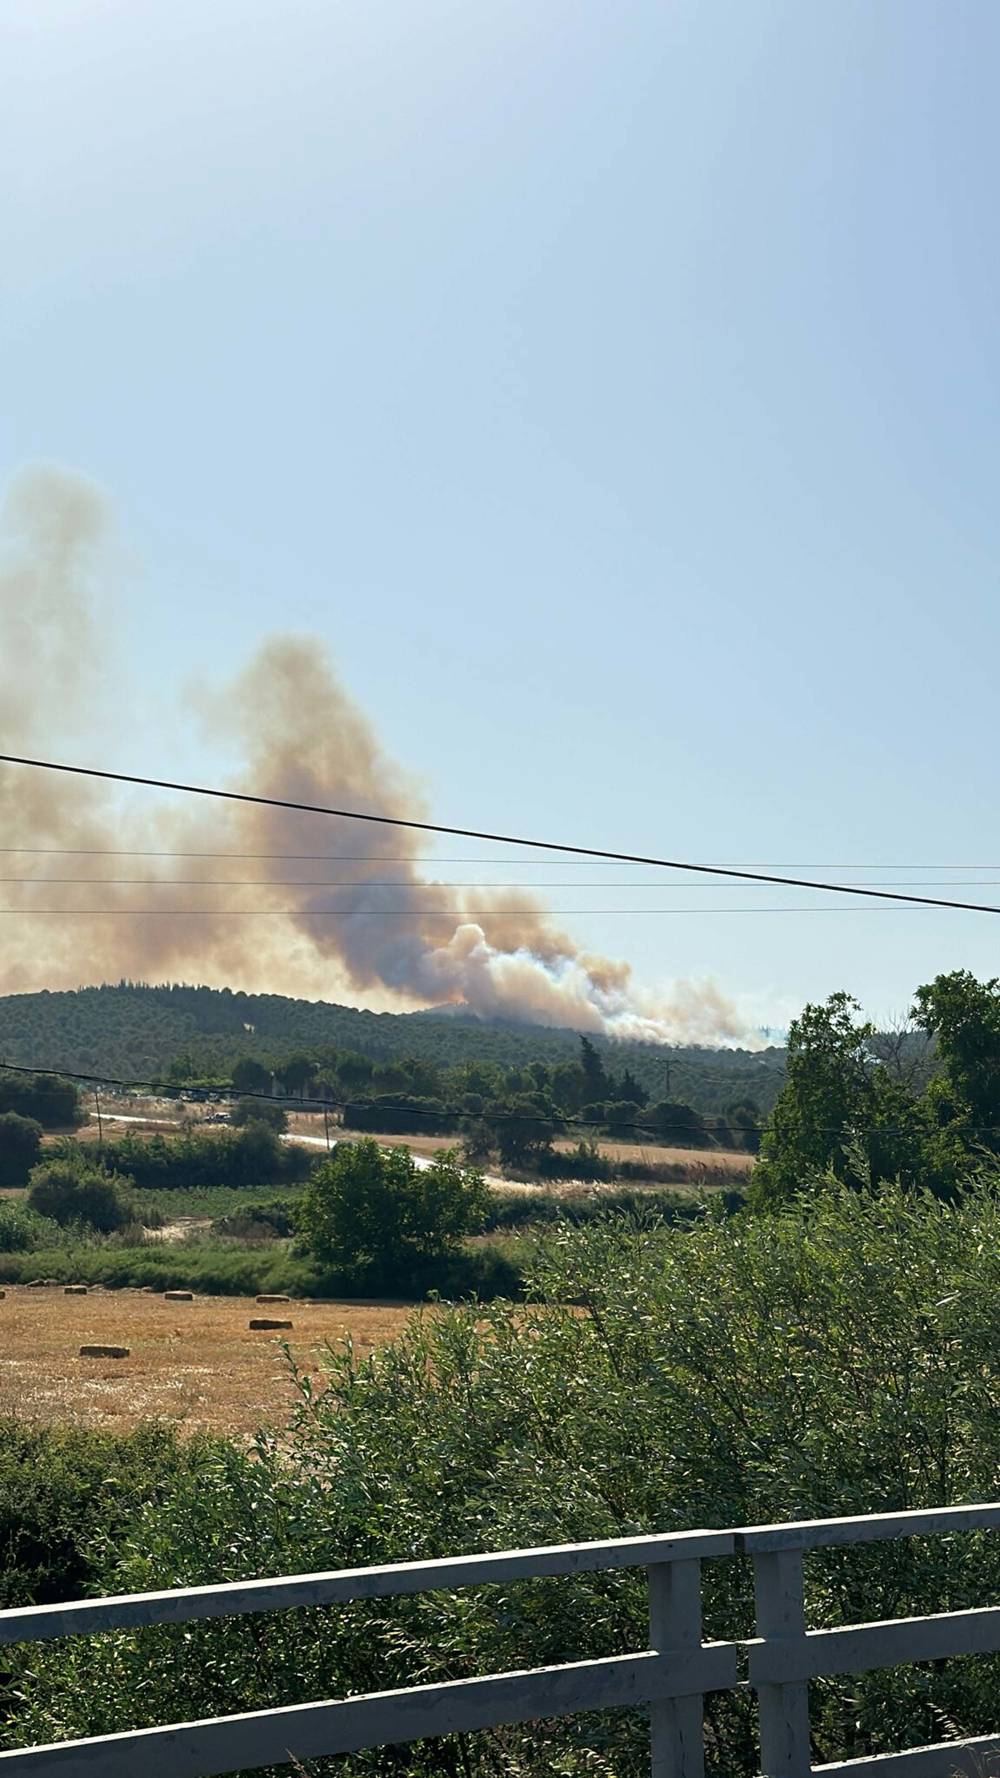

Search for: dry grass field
xmin=290 ymin=1113 xmax=755 ymax=1178
xmin=0 ymin=1287 xmax=414 ymax=1436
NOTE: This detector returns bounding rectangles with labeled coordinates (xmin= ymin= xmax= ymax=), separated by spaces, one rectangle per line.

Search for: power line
xmin=5 ymin=849 xmax=1000 ymax=869
xmin=7 ymin=876 xmax=1000 ymax=889
xmin=0 ymin=1057 xmax=751 ymax=1137
xmin=0 ymin=905 xmax=964 ymax=916
xmin=2 ymin=753 xmax=999 ymax=915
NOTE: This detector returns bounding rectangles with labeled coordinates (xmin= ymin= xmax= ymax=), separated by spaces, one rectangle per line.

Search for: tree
xmin=913 ymin=971 xmax=1000 ymax=1145
xmin=231 ymin=1097 xmax=287 ymax=1134
xmin=0 ymin=1071 xmax=82 ymax=1130
xmin=231 ymin=1057 xmax=273 ymax=1096
xmin=604 ymin=1099 xmax=643 ymax=1137
xmin=578 ymin=1036 xmax=610 ymax=1105
xmin=489 ymin=1096 xmax=560 ymax=1169
xmin=616 ymin=1069 xmax=649 ymax=1109
xmin=27 ymin=1160 xmax=136 ymax=1232
xmin=297 ymin=1139 xmax=488 ymax=1284
xmin=646 ymin=1099 xmax=711 ymax=1147
xmin=279 ymin=1053 xmax=318 ymax=1099
xmin=0 ymin=1112 xmax=43 ymax=1188
xmin=725 ymin=1100 xmax=762 ymax=1154
xmin=749 ymin=992 xmax=925 ymax=1208
xmin=336 ymin=1052 xmax=374 ymax=1093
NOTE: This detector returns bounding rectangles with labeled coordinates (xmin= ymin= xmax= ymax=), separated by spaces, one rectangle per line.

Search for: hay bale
xmin=80 ymin=1345 xmax=130 ymax=1360
xmin=255 ymin=1294 xmax=291 ymax=1304
xmin=64 ymin=1285 xmax=88 ymax=1296
xmin=249 ymin=1317 xmax=293 ymax=1331
xmin=0 ymin=1289 xmax=5 ymax=1300
xmin=164 ymin=1290 xmax=194 ymax=1301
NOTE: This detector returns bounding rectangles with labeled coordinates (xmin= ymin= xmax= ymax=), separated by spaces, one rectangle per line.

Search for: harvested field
xmin=0 ymin=1287 xmax=414 ymax=1435
xmin=555 ymin=1137 xmax=754 ymax=1173
xmin=292 ymin=1113 xmax=755 ymax=1179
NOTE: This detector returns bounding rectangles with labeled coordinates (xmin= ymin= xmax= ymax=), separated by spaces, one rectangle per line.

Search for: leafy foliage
xmin=298 ymin=1140 xmax=490 ymax=1288
xmin=26 ymin=1158 xmax=138 ymax=1233
xmin=77 ymin=1125 xmax=312 ymax=1191
xmin=0 ymin=1070 xmax=81 ymax=1130
xmin=231 ymin=1098 xmax=288 ymax=1133
xmin=12 ymin=1187 xmax=1000 ymax=1774
xmin=0 ymin=983 xmax=786 ymax=1119
xmin=750 ymin=973 xmax=1000 ymax=1208
xmin=0 ymin=1112 xmax=43 ymax=1188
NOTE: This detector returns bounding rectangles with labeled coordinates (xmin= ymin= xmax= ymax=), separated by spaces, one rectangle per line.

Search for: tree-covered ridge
xmin=0 ymin=982 xmax=786 ymax=1114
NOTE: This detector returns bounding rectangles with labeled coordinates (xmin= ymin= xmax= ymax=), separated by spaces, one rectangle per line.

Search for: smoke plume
xmin=0 ymin=466 xmax=747 ymax=1044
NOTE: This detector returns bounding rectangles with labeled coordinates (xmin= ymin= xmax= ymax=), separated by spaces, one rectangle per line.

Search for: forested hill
xmin=0 ymin=983 xmax=786 ymax=1115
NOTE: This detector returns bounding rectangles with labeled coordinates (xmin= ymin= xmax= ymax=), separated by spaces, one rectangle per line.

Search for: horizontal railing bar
xmin=0 ymin=1644 xmax=740 ymax=1776
xmin=736 ymin=1504 xmax=1000 ymax=1553
xmin=815 ymin=1732 xmax=1000 ymax=1778
xmin=749 ymin=1605 xmax=1000 ymax=1685
xmin=0 ymin=1529 xmax=734 ymax=1647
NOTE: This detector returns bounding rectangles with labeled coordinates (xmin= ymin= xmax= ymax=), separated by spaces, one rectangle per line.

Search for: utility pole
xmin=94 ymin=1087 xmax=104 ymax=1145
xmin=323 ymin=1106 xmax=331 ymax=1152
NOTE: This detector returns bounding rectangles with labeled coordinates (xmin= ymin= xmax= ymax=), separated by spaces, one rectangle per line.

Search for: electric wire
xmin=2 ymin=1059 xmax=996 ymax=1142
xmin=2 ymin=753 xmax=999 ymax=914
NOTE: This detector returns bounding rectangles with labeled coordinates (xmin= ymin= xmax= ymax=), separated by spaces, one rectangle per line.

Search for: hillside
xmin=0 ymin=983 xmax=787 ymax=1115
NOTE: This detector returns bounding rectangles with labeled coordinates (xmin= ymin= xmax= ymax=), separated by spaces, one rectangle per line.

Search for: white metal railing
xmin=2 ymin=1505 xmax=1000 ymax=1776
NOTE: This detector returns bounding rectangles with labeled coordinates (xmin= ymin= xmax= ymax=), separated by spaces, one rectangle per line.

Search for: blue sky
xmin=3 ymin=0 xmax=999 ymax=1034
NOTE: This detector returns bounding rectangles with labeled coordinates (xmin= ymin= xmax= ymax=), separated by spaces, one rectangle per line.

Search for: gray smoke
xmin=0 ymin=465 xmax=747 ymax=1044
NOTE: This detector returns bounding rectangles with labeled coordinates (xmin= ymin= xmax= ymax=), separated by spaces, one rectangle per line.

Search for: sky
xmin=2 ymin=0 xmax=1000 ymax=1038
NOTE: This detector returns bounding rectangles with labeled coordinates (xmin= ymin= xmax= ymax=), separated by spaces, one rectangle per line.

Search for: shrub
xmin=298 ymin=1139 xmax=489 ymax=1289
xmin=0 ymin=1200 xmax=59 ymax=1253
xmin=0 ymin=1071 xmax=82 ymax=1130
xmin=0 ymin=1421 xmax=216 ymax=1608
xmin=18 ymin=1185 xmax=1000 ymax=1774
xmin=0 ymin=1112 xmax=43 ymax=1188
xmin=26 ymin=1160 xmax=137 ymax=1233
xmin=59 ymin=1126 xmax=312 ymax=1192
xmin=231 ymin=1098 xmax=287 ymax=1134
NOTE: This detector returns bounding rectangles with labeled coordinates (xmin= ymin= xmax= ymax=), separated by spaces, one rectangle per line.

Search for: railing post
xmin=752 ymin=1548 xmax=812 ymax=1778
xmin=648 ymin=1557 xmax=705 ymax=1778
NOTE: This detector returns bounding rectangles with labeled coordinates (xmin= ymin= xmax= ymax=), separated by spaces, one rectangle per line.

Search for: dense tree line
xmin=0 ymin=1069 xmax=81 ymax=1129
xmin=0 ymin=982 xmax=786 ymax=1114
xmin=184 ymin=1035 xmax=765 ymax=1162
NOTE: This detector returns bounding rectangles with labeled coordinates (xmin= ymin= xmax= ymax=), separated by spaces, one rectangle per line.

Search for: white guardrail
xmin=3 ymin=1504 xmax=1000 ymax=1777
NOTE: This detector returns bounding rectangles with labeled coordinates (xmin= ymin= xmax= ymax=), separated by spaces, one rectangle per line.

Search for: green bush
xmin=231 ymin=1099 xmax=288 ymax=1134
xmin=0 ymin=1421 xmax=218 ymax=1611
xmin=15 ymin=1184 xmax=1000 ymax=1774
xmin=298 ymin=1139 xmax=489 ymax=1289
xmin=0 ymin=1112 xmax=43 ymax=1188
xmin=83 ymin=1126 xmax=312 ymax=1191
xmin=0 ymin=1071 xmax=81 ymax=1130
xmin=26 ymin=1160 xmax=138 ymax=1233
xmin=0 ymin=1200 xmax=60 ymax=1253
xmin=210 ymin=1201 xmax=296 ymax=1240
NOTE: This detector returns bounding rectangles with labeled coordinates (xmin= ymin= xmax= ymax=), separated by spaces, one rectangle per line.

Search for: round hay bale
xmin=80 ymin=1345 xmax=130 ymax=1360
xmin=64 ymin=1285 xmax=88 ymax=1296
xmin=0 ymin=1289 xmax=5 ymax=1300
xmin=255 ymin=1294 xmax=291 ymax=1304
xmin=249 ymin=1317 xmax=293 ymax=1331
xmin=164 ymin=1290 xmax=194 ymax=1302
